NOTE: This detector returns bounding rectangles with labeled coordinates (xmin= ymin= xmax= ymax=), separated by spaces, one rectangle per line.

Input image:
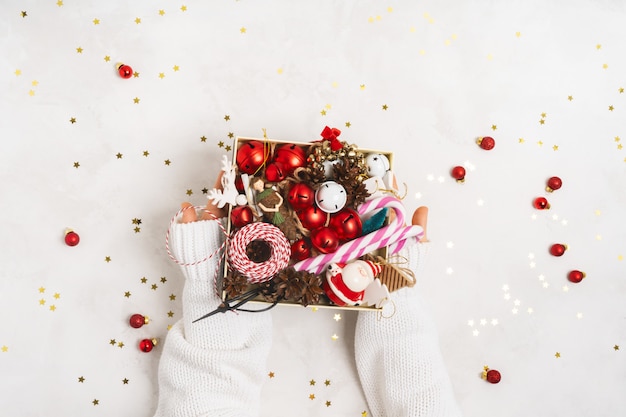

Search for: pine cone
xmin=258 ymin=279 xmax=281 ymax=303
xmin=223 ymin=270 xmax=249 ymax=299
xmin=275 ymin=267 xmax=305 ymax=301
xmin=333 ymin=156 xmax=370 ymax=207
xmin=299 ymin=272 xmax=324 ymax=307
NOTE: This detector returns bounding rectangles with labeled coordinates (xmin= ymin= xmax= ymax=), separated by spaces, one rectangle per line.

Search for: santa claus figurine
xmin=323 ymin=259 xmax=390 ymax=307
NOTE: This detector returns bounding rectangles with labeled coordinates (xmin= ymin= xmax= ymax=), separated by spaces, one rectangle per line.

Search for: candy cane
xmin=293 ymin=196 xmax=421 ymax=275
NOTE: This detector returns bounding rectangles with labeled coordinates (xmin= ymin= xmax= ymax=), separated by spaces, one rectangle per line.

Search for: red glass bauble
xmin=546 ymin=176 xmax=562 ymax=192
xmin=234 ymin=176 xmax=244 ymax=193
xmin=477 ymin=136 xmax=495 ymax=150
xmin=568 ymin=270 xmax=586 ymax=283
xmin=129 ymin=314 xmax=149 ymax=329
xmin=329 ymin=208 xmax=362 ymax=241
xmin=64 ymin=230 xmax=80 ymax=246
xmin=230 ymin=206 xmax=254 ymax=228
xmin=290 ymin=238 xmax=312 ymax=261
xmin=486 ymin=369 xmax=501 ymax=384
xmin=287 ymin=183 xmax=315 ymax=211
xmin=139 ymin=338 xmax=156 ymax=353
xmin=118 ymin=64 xmax=133 ymax=79
xmin=273 ymin=144 xmax=306 ymax=173
xmin=265 ymin=161 xmax=286 ymax=183
xmin=451 ymin=166 xmax=466 ymax=182
xmin=298 ymin=205 xmax=327 ymax=230
xmin=236 ymin=141 xmax=267 ymax=175
xmin=533 ymin=197 xmax=550 ymax=210
xmin=310 ymin=227 xmax=339 ymax=254
xmin=549 ymin=243 xmax=567 ymax=257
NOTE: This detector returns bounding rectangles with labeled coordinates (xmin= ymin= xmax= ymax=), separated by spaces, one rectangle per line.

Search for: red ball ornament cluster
xmin=117 ymin=63 xmax=133 ymax=79
xmin=64 ymin=229 xmax=80 ymax=246
xmin=482 ymin=366 xmax=501 ymax=384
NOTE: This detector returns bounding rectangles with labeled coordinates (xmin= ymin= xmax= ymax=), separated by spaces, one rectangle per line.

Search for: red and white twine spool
xmin=228 ymin=222 xmax=291 ymax=284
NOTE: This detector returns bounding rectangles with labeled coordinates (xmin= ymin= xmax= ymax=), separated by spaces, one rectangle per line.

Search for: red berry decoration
xmin=287 ymin=183 xmax=315 ymax=211
xmin=484 ymin=368 xmax=501 ymax=384
xmin=117 ymin=64 xmax=133 ymax=79
xmin=265 ymin=161 xmax=286 ymax=182
xmin=298 ymin=205 xmax=327 ymax=231
xmin=64 ymin=229 xmax=80 ymax=246
xmin=290 ymin=238 xmax=312 ymax=261
xmin=546 ymin=176 xmax=562 ymax=192
xmin=533 ymin=197 xmax=550 ymax=210
xmin=129 ymin=314 xmax=149 ymax=329
xmin=329 ymin=208 xmax=362 ymax=241
xmin=568 ymin=270 xmax=586 ymax=283
xmin=549 ymin=243 xmax=567 ymax=257
xmin=139 ymin=338 xmax=157 ymax=353
xmin=477 ymin=136 xmax=495 ymax=150
xmin=236 ymin=141 xmax=267 ymax=175
xmin=230 ymin=206 xmax=254 ymax=228
xmin=451 ymin=166 xmax=466 ymax=183
xmin=273 ymin=144 xmax=306 ymax=173
xmin=310 ymin=227 xmax=339 ymax=254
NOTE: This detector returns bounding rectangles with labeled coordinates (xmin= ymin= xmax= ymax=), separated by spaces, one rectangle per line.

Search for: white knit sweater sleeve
xmin=153 ymin=219 xmax=272 ymax=417
xmin=355 ymin=242 xmax=463 ymax=417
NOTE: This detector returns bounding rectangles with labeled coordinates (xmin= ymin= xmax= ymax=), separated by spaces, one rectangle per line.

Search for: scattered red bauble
xmin=236 ymin=141 xmax=267 ymax=174
xmin=533 ymin=197 xmax=550 ymax=210
xmin=310 ymin=227 xmax=339 ymax=254
xmin=477 ymin=136 xmax=495 ymax=150
xmin=546 ymin=176 xmax=562 ymax=192
xmin=329 ymin=208 xmax=362 ymax=241
xmin=290 ymin=238 xmax=312 ymax=261
xmin=129 ymin=314 xmax=149 ymax=329
xmin=139 ymin=338 xmax=157 ymax=353
xmin=273 ymin=144 xmax=306 ymax=173
xmin=265 ymin=161 xmax=286 ymax=182
xmin=568 ymin=270 xmax=586 ymax=283
xmin=117 ymin=64 xmax=133 ymax=79
xmin=298 ymin=205 xmax=327 ymax=230
xmin=451 ymin=166 xmax=466 ymax=182
xmin=230 ymin=206 xmax=254 ymax=228
xmin=288 ymin=183 xmax=315 ymax=211
xmin=64 ymin=229 xmax=80 ymax=246
xmin=549 ymin=243 xmax=567 ymax=257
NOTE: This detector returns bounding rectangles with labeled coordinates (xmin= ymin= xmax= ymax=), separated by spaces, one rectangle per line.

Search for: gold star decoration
xmin=134 ymin=226 xmax=140 ymax=233
xmin=186 ymin=189 xmax=193 ymax=196
xmin=518 ymin=138 xmax=525 ymax=144
xmin=325 ymin=401 xmax=332 ymax=407
xmin=110 ymin=339 xmax=116 ymax=345
xmin=122 ymin=378 xmax=129 ymax=384
xmin=133 ymin=97 xmax=140 ymax=104
xmin=135 ymin=17 xmax=141 ymax=24
xmin=309 ymin=394 xmax=315 ymax=400
xmin=596 ymin=44 xmax=602 ymax=50
xmin=181 ymin=5 xmax=188 ymax=12
xmin=57 ymin=0 xmax=63 ymax=6
xmin=200 ymin=136 xmax=207 ymax=142
xmin=159 ymin=9 xmax=165 ymax=16
xmin=49 ymin=305 xmax=56 ymax=312
xmin=539 ymin=119 xmax=545 ymax=125
xmin=151 ymin=284 xmax=158 ymax=290
xmin=309 ymin=379 xmax=316 ymax=386
xmin=39 ymin=299 xmax=45 ymax=305
xmin=73 ymin=162 xmax=80 ymax=168
xmin=1 ymin=346 xmax=8 ymax=353
xmin=92 ymin=399 xmax=99 ymax=406
xmin=603 ymin=63 xmax=608 ymax=69
xmin=616 ymin=136 xmax=621 ymax=142
xmin=14 ymin=69 xmax=21 ymax=76
xmin=217 ymin=141 xmax=224 ymax=147
xmin=21 ymin=11 xmax=27 ymax=18
xmin=143 ymin=150 xmax=150 ymax=157
xmin=324 ymin=379 xmax=331 ymax=386
xmin=169 ymin=294 xmax=176 ymax=301
xmin=132 ymin=218 xmax=142 ymax=225
xmin=93 ymin=18 xmax=100 ymax=25
xmin=202 ymin=188 xmax=208 ymax=194
xmin=491 ymin=124 xmax=497 ymax=131
xmin=224 ymin=115 xmax=230 ymax=121
xmin=167 ymin=311 xmax=174 ymax=317
xmin=39 ymin=287 xmax=45 ymax=293
xmin=225 ymin=145 xmax=232 ymax=151
xmin=160 ymin=277 xmax=167 ymax=283
xmin=345 ymin=122 xmax=351 ymax=127
xmin=568 ymin=95 xmax=573 ymax=101
xmin=331 ymin=334 xmax=338 ymax=341
xmin=382 ymin=104 xmax=388 ymax=110
xmin=553 ymin=145 xmax=559 ymax=151
xmin=268 ymin=372 xmax=275 ymax=378
xmin=53 ymin=293 xmax=60 ymax=299
xmin=228 ymin=132 xmax=234 ymax=138
xmin=70 ymin=117 xmax=76 ymax=124
xmin=124 ymin=291 xmax=131 ymax=298
xmin=118 ymin=341 xmax=124 ymax=348
xmin=159 ymin=73 xmax=165 ymax=79
xmin=141 ymin=277 xmax=148 ymax=284
xmin=164 ymin=159 xmax=171 ymax=165
xmin=555 ymin=352 xmax=561 ymax=358
xmin=362 ymin=412 xmax=368 ymax=417
xmin=360 ymin=84 xmax=366 ymax=90
xmin=609 ymin=105 xmax=614 ymax=111
xmin=105 ymin=256 xmax=111 ymax=262
xmin=133 ymin=71 xmax=139 ymax=78
xmin=104 ymin=55 xmax=110 ymax=62
xmin=320 ymin=109 xmax=327 ymax=116
xmin=614 ymin=345 xmax=620 ymax=351
xmin=76 ymin=47 xmax=83 ymax=54
xmin=116 ymin=153 xmax=123 ymax=159
xmin=619 ymin=87 xmax=624 ymax=93
xmin=515 ymin=31 xmax=521 ymax=37
xmin=28 ymin=90 xmax=35 ymax=97
xmin=240 ymin=27 xmax=247 ymax=34
xmin=78 ymin=376 xmax=85 ymax=383
xmin=173 ymin=65 xmax=180 ymax=72
xmin=537 ymin=141 xmax=543 ymax=146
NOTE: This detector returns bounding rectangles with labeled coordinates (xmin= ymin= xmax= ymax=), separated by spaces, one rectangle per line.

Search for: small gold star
xmin=537 ymin=141 xmax=544 ymax=146
xmin=38 ymin=287 xmax=45 ymax=293
xmin=116 ymin=153 xmax=123 ymax=159
xmin=143 ymin=150 xmax=150 ymax=157
xmin=141 ymin=277 xmax=148 ymax=284
xmin=616 ymin=136 xmax=621 ymax=142
xmin=118 ymin=341 xmax=124 ymax=348
xmin=14 ymin=69 xmax=21 ymax=76
xmin=539 ymin=119 xmax=545 ymax=125
xmin=167 ymin=324 xmax=173 ymax=331
xmin=228 ymin=132 xmax=234 ymax=138
xmin=225 ymin=145 xmax=232 ymax=151
xmin=324 ymin=379 xmax=331 ymax=386
xmin=105 ymin=256 xmax=111 ymax=262
xmin=160 ymin=277 xmax=167 ymax=283
xmin=325 ymin=103 xmax=332 ymax=110
xmin=333 ymin=314 xmax=341 ymax=322
xmin=124 ymin=291 xmax=131 ymax=298
xmin=362 ymin=412 xmax=368 ymax=417
xmin=619 ymin=144 xmax=624 ymax=150
xmin=122 ymin=378 xmax=129 ymax=384
xmin=110 ymin=339 xmax=116 ymax=345
xmin=202 ymin=188 xmax=208 ymax=194
xmin=1 ymin=346 xmax=8 ymax=353
xmin=240 ymin=27 xmax=247 ymax=34
xmin=618 ymin=255 xmax=623 ymax=261
xmin=70 ymin=117 xmax=76 ymax=124
xmin=76 ymin=47 xmax=83 ymax=54
xmin=186 ymin=189 xmax=193 ymax=196
xmin=92 ymin=399 xmax=99 ymax=406
xmin=181 ymin=5 xmax=187 ymax=12
xmin=167 ymin=311 xmax=174 ymax=317
xmin=78 ymin=376 xmax=85 ymax=383
xmin=603 ymin=63 xmax=608 ymax=69
xmin=39 ymin=299 xmax=45 ymax=305
xmin=133 ymin=71 xmax=139 ymax=78
xmin=331 ymin=334 xmax=338 ymax=341
xmin=217 ymin=141 xmax=224 ymax=147
xmin=159 ymin=73 xmax=165 ymax=79
xmin=515 ymin=31 xmax=521 ymax=37
xmin=387 ymin=6 xmax=393 ymax=12
xmin=151 ymin=284 xmax=158 ymax=290
xmin=619 ymin=87 xmax=624 ymax=93
xmin=73 ymin=162 xmax=80 ymax=168
xmin=345 ymin=122 xmax=351 ymax=127
xmin=132 ymin=218 xmax=142 ymax=225
xmin=169 ymin=294 xmax=176 ymax=301
xmin=53 ymin=293 xmax=60 ymax=299
xmin=21 ymin=11 xmax=27 ymax=18
xmin=159 ymin=10 xmax=165 ymax=16
xmin=93 ymin=18 xmax=100 ymax=25
xmin=164 ymin=159 xmax=171 ymax=165
xmin=31 ymin=80 xmax=39 ymax=87
xmin=104 ymin=55 xmax=110 ymax=62
xmin=57 ymin=0 xmax=63 ymax=6
xmin=28 ymin=90 xmax=35 ymax=97
xmin=320 ymin=109 xmax=327 ymax=116
xmin=309 ymin=379 xmax=316 ymax=386
xmin=382 ymin=104 xmax=388 ymax=110
xmin=173 ymin=65 xmax=180 ymax=72
xmin=134 ymin=226 xmax=140 ymax=233
xmin=134 ymin=17 xmax=141 ymax=24
xmin=541 ymin=113 xmax=546 ymax=118
xmin=360 ymin=84 xmax=366 ymax=90
xmin=133 ymin=97 xmax=140 ymax=104
xmin=553 ymin=145 xmax=559 ymax=151
xmin=596 ymin=44 xmax=602 ymax=50
xmin=568 ymin=95 xmax=573 ymax=101
xmin=518 ymin=138 xmax=525 ymax=144
xmin=325 ymin=401 xmax=332 ymax=407
xmin=555 ymin=352 xmax=561 ymax=358
xmin=614 ymin=345 xmax=620 ymax=351
xmin=491 ymin=124 xmax=497 ymax=131
xmin=609 ymin=105 xmax=614 ymax=111
xmin=309 ymin=394 xmax=315 ymax=400
xmin=268 ymin=372 xmax=275 ymax=378
xmin=224 ymin=115 xmax=230 ymax=121
xmin=49 ymin=305 xmax=56 ymax=312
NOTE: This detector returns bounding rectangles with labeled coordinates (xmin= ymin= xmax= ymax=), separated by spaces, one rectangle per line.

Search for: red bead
xmin=486 ymin=369 xmax=501 ymax=384
xmin=329 ymin=208 xmax=362 ymax=241
xmin=568 ymin=270 xmax=586 ymax=283
xmin=64 ymin=230 xmax=80 ymax=246
xmin=118 ymin=64 xmax=133 ymax=79
xmin=264 ymin=161 xmax=286 ymax=183
xmin=477 ymin=136 xmax=495 ymax=150
xmin=451 ymin=166 xmax=466 ymax=182
xmin=549 ymin=243 xmax=567 ymax=257
xmin=288 ymin=183 xmax=315 ymax=211
xmin=139 ymin=338 xmax=156 ymax=353
xmin=310 ymin=227 xmax=339 ymax=254
xmin=273 ymin=144 xmax=306 ymax=174
xmin=230 ymin=206 xmax=254 ymax=228
xmin=129 ymin=314 xmax=148 ymax=329
xmin=533 ymin=197 xmax=550 ymax=210
xmin=290 ymin=238 xmax=312 ymax=261
xmin=298 ymin=205 xmax=327 ymax=230
xmin=546 ymin=176 xmax=562 ymax=192
xmin=236 ymin=141 xmax=267 ymax=175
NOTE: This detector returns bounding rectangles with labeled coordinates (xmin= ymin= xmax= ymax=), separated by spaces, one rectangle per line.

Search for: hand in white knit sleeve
xmin=154 ymin=195 xmax=272 ymax=417
xmin=355 ymin=207 xmax=463 ymax=417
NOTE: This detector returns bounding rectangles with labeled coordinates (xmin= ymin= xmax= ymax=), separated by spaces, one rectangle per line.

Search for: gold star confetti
xmin=518 ymin=138 xmax=525 ymax=144
xmin=39 ymin=299 xmax=45 ymax=305
xmin=2 ymin=346 xmax=8 ymax=352
xmin=173 ymin=65 xmax=180 ymax=72
xmin=110 ymin=339 xmax=116 ymax=345
xmin=124 ymin=291 xmax=131 ymax=298
xmin=135 ymin=17 xmax=141 ymax=24
xmin=217 ymin=140 xmax=224 ymax=147
xmin=167 ymin=324 xmax=173 ymax=331
xmin=331 ymin=334 xmax=338 ymax=341
xmin=39 ymin=287 xmax=45 ymax=293
xmin=616 ymin=136 xmax=621 ymax=142
xmin=268 ymin=372 xmax=275 ymax=378
xmin=333 ymin=314 xmax=341 ymax=322
xmin=123 ymin=378 xmax=129 ymax=384
xmin=169 ymin=294 xmax=176 ymax=301
xmin=368 ymin=16 xmax=374 ymax=23
xmin=57 ymin=0 xmax=63 ymax=6
xmin=134 ymin=227 xmax=140 ymax=233
xmin=143 ymin=150 xmax=150 ymax=157
xmin=92 ymin=399 xmax=99 ymax=406
xmin=76 ymin=47 xmax=83 ymax=53
xmin=93 ymin=18 xmax=100 ymax=25
xmin=539 ymin=119 xmax=545 ymax=125
xmin=181 ymin=5 xmax=188 ymax=12
xmin=325 ymin=401 xmax=332 ymax=407
xmin=491 ymin=124 xmax=497 ymax=131
xmin=160 ymin=277 xmax=167 ymax=283
xmin=167 ymin=311 xmax=174 ymax=317
xmin=309 ymin=394 xmax=315 ymax=400
xmin=21 ymin=11 xmax=27 ymax=18
xmin=240 ymin=27 xmax=247 ymax=34
xmin=224 ymin=115 xmax=230 ymax=121
xmin=324 ymin=379 xmax=331 ymax=386
xmin=360 ymin=84 xmax=366 ymax=90
xmin=515 ymin=31 xmax=521 ymax=37
xmin=382 ymin=104 xmax=388 ymax=110
xmin=613 ymin=345 xmax=620 ymax=351
xmin=228 ymin=132 xmax=234 ymax=138
xmin=537 ymin=141 xmax=543 ymax=146
xmin=31 ymin=80 xmax=38 ymax=87
xmin=225 ymin=145 xmax=232 ymax=151
xmin=117 ymin=341 xmax=124 ymax=348
xmin=619 ymin=87 xmax=624 ymax=93
xmin=14 ymin=69 xmax=22 ymax=76
xmin=105 ymin=256 xmax=111 ymax=262
xmin=141 ymin=277 xmax=148 ymax=284
xmin=78 ymin=376 xmax=85 ymax=383
xmin=53 ymin=293 xmax=60 ymax=299
xmin=553 ymin=145 xmax=559 ymax=151
xmin=388 ymin=6 xmax=393 ymax=12
xmin=28 ymin=90 xmax=35 ymax=97
xmin=151 ymin=284 xmax=158 ymax=290
xmin=320 ymin=109 xmax=327 ymax=116
xmin=132 ymin=218 xmax=142 ymax=225
xmin=133 ymin=97 xmax=140 ymax=104
xmin=609 ymin=105 xmax=614 ymax=111
xmin=116 ymin=153 xmax=123 ymax=159
xmin=202 ymin=188 xmax=208 ymax=194
xmin=345 ymin=122 xmax=351 ymax=127
xmin=603 ymin=63 xmax=608 ymax=69
xmin=49 ymin=305 xmax=56 ymax=312
xmin=104 ymin=55 xmax=111 ymax=62
xmin=159 ymin=73 xmax=165 ymax=79
xmin=310 ymin=379 xmax=316 ymax=386
xmin=568 ymin=95 xmax=573 ymax=101
xmin=70 ymin=117 xmax=76 ymax=124
xmin=159 ymin=9 xmax=165 ymax=16
xmin=596 ymin=44 xmax=602 ymax=50
xmin=555 ymin=352 xmax=561 ymax=358
xmin=73 ymin=162 xmax=80 ymax=168
xmin=133 ymin=71 xmax=139 ymax=78
xmin=186 ymin=189 xmax=193 ymax=196
xmin=164 ymin=159 xmax=171 ymax=165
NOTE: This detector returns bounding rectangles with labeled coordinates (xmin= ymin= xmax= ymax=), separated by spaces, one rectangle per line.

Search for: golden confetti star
xmin=159 ymin=73 xmax=165 ymax=79
xmin=164 ymin=159 xmax=171 ymax=165
xmin=596 ymin=44 xmax=602 ymax=50
xmin=57 ymin=0 xmax=63 ymax=6
xmin=568 ymin=95 xmax=573 ymax=101
xmin=240 ymin=27 xmax=247 ymax=34
xmin=31 ymin=80 xmax=38 ymax=87
xmin=2 ymin=345 xmax=8 ymax=353
xmin=518 ymin=138 xmax=525 ymax=144
xmin=199 ymin=136 xmax=207 ymax=143
xmin=143 ymin=150 xmax=150 ymax=157
xmin=169 ymin=294 xmax=176 ymax=301
xmin=320 ymin=109 xmax=327 ymax=116
xmin=14 ymin=69 xmax=22 ymax=76
xmin=186 ymin=189 xmax=193 ymax=196
xmin=620 ymin=87 xmax=624 ymax=93
xmin=39 ymin=299 xmax=45 ymax=305
xmin=141 ymin=277 xmax=148 ymax=284
xmin=76 ymin=47 xmax=83 ymax=54
xmin=515 ymin=31 xmax=521 ymax=37
xmin=224 ymin=115 xmax=230 ymax=121
xmin=345 ymin=121 xmax=351 ymax=127
xmin=173 ymin=65 xmax=180 ymax=72
xmin=110 ymin=339 xmax=116 ymax=345
xmin=167 ymin=311 xmax=174 ymax=317
xmin=603 ymin=63 xmax=608 ymax=69
xmin=39 ymin=287 xmax=45 ymax=293
xmin=217 ymin=140 xmax=224 ymax=147
xmin=202 ymin=188 xmax=208 ymax=194
xmin=118 ymin=341 xmax=124 ymax=348
xmin=73 ymin=162 xmax=80 ymax=168
xmin=53 ymin=293 xmax=60 ymax=299
xmin=49 ymin=305 xmax=56 ymax=312
xmin=151 ymin=284 xmax=158 ymax=290
xmin=70 ymin=117 xmax=76 ymax=124
xmin=616 ymin=136 xmax=621 ymax=142
xmin=324 ymin=379 xmax=331 ymax=386
xmin=537 ymin=141 xmax=544 ymax=146
xmin=104 ymin=55 xmax=111 ymax=62
xmin=159 ymin=10 xmax=165 ymax=16
xmin=21 ymin=11 xmax=27 ymax=18
xmin=309 ymin=394 xmax=315 ymax=400
xmin=92 ymin=399 xmax=99 ymax=406
xmin=181 ymin=5 xmax=188 ymax=12
xmin=325 ymin=401 xmax=332 ymax=407
xmin=124 ymin=291 xmax=131 ymax=298
xmin=116 ymin=153 xmax=123 ymax=159
xmin=78 ymin=376 xmax=85 ymax=383
xmin=134 ymin=226 xmax=140 ymax=233
xmin=609 ymin=105 xmax=614 ymax=111
xmin=28 ymin=90 xmax=35 ymax=97
xmin=362 ymin=412 xmax=368 ymax=417
xmin=553 ymin=145 xmax=559 ymax=151
xmin=228 ymin=132 xmax=234 ymax=138
xmin=160 ymin=277 xmax=167 ymax=283
xmin=555 ymin=352 xmax=561 ymax=358
xmin=105 ymin=256 xmax=111 ymax=262
xmin=491 ymin=124 xmax=497 ymax=131
xmin=133 ymin=71 xmax=139 ymax=78
xmin=135 ymin=17 xmax=141 ymax=24
xmin=360 ymin=84 xmax=366 ymax=90
xmin=382 ymin=104 xmax=388 ymax=110
xmin=132 ymin=218 xmax=142 ymax=225
xmin=268 ymin=372 xmax=275 ymax=378
xmin=225 ymin=145 xmax=232 ymax=152
xmin=331 ymin=334 xmax=338 ymax=341
xmin=133 ymin=97 xmax=140 ymax=104
xmin=614 ymin=345 xmax=620 ymax=351
xmin=122 ymin=378 xmax=129 ymax=384
xmin=539 ymin=119 xmax=545 ymax=125
xmin=309 ymin=379 xmax=316 ymax=386
xmin=93 ymin=18 xmax=100 ymax=25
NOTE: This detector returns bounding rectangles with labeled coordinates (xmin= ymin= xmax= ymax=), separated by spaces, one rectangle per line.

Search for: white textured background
xmin=1 ymin=1 xmax=625 ymax=416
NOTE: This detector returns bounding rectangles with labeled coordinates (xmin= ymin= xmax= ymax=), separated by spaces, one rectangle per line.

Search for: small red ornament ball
xmin=486 ymin=369 xmax=501 ymax=384
xmin=290 ymin=238 xmax=312 ymax=261
xmin=533 ymin=197 xmax=550 ymax=210
xmin=129 ymin=314 xmax=149 ymax=329
xmin=230 ymin=206 xmax=254 ymax=228
xmin=451 ymin=166 xmax=466 ymax=182
xmin=477 ymin=136 xmax=495 ymax=150
xmin=310 ymin=227 xmax=339 ymax=254
xmin=549 ymin=243 xmax=567 ymax=257
xmin=298 ymin=205 xmax=327 ymax=231
xmin=139 ymin=338 xmax=157 ymax=353
xmin=236 ymin=141 xmax=267 ymax=175
xmin=568 ymin=270 xmax=586 ymax=283
xmin=64 ymin=230 xmax=80 ymax=246
xmin=288 ymin=183 xmax=315 ymax=211
xmin=265 ymin=161 xmax=286 ymax=183
xmin=118 ymin=64 xmax=133 ymax=79
xmin=273 ymin=144 xmax=306 ymax=173
xmin=329 ymin=208 xmax=362 ymax=241
xmin=546 ymin=176 xmax=562 ymax=192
